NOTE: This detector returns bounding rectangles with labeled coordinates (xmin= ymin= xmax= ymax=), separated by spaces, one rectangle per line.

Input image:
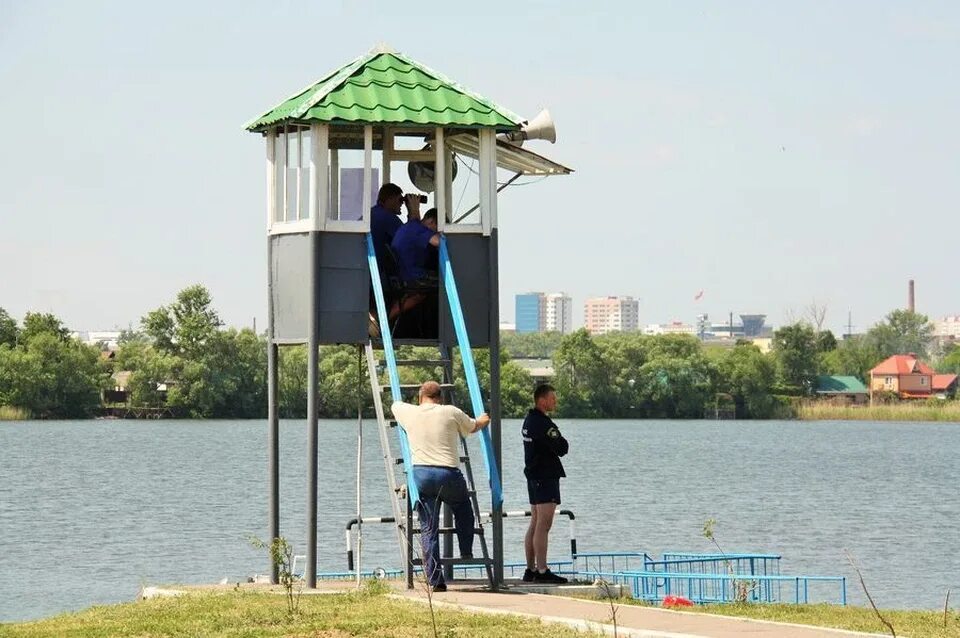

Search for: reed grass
xmin=798 ymin=400 xmax=960 ymax=422
xmin=0 ymin=405 xmax=29 ymax=420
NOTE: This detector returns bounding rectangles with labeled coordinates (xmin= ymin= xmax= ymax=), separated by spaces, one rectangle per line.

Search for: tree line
xmin=1 ymin=285 xmax=956 ymax=419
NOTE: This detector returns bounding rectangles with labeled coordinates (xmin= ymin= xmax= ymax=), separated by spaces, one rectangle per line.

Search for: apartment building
xmin=515 ymin=292 xmax=573 ymax=333
xmin=584 ymin=296 xmax=639 ymax=335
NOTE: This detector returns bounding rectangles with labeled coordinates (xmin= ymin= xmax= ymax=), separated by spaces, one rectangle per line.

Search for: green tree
xmin=635 ymin=348 xmax=716 ymax=418
xmin=499 ymin=331 xmax=563 ymax=359
xmin=819 ymin=336 xmax=883 ymax=383
xmin=552 ymin=329 xmax=614 ymax=418
xmin=114 ymin=334 xmax=182 ymax=408
xmin=166 ymin=328 xmax=266 ymax=418
xmin=595 ymin=332 xmax=650 ymax=417
xmin=0 ymin=308 xmax=18 ymax=347
xmin=865 ymin=309 xmax=933 ymax=359
xmin=938 ymin=344 xmax=960 ymax=375
xmin=716 ymin=343 xmax=777 ymax=418
xmin=772 ymin=323 xmax=818 ymax=392
xmin=143 ymin=284 xmax=222 ymax=359
xmin=816 ymin=330 xmax=838 ymax=353
xmin=278 ymin=345 xmax=307 ymax=418
xmin=20 ymin=312 xmax=70 ymax=342
xmin=0 ymin=332 xmax=103 ymax=418
xmin=452 ymin=348 xmax=533 ymax=419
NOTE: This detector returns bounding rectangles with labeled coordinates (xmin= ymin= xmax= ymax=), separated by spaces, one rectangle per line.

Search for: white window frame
xmin=268 ymin=125 xmax=315 ymax=235
xmin=441 ymin=128 xmax=494 ymax=236
xmin=322 ymin=124 xmax=372 ymax=233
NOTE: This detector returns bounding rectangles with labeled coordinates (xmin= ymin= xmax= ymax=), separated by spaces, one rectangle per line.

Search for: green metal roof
xmin=815 ymin=375 xmax=868 ymax=394
xmin=245 ymin=48 xmax=522 ymax=132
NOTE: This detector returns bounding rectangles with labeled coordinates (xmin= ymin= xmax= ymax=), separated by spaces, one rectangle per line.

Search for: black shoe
xmin=522 ymin=568 xmax=536 ymax=582
xmin=533 ymin=568 xmax=568 ymax=584
xmin=432 ymin=582 xmax=447 ymax=593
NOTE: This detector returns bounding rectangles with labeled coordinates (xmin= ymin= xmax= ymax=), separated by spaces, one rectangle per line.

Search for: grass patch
xmin=798 ymin=401 xmax=960 ymax=422
xmin=0 ymin=406 xmax=29 ymax=420
xmin=0 ymin=586 xmax=589 ymax=638
xmin=695 ymin=602 xmax=960 ymax=637
xmin=603 ymin=597 xmax=960 ymax=637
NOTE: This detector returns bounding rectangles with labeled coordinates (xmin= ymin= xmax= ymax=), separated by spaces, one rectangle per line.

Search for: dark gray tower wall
xmin=269 ymin=231 xmax=492 ymax=346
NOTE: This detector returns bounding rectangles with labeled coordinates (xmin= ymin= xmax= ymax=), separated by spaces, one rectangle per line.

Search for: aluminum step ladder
xmin=365 ymin=233 xmax=501 ymax=590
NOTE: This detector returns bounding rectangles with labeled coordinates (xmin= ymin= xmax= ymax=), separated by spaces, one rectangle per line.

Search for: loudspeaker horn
xmin=499 ymin=109 xmax=557 ymax=145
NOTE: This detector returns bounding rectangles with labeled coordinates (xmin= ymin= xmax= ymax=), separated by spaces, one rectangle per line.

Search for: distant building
xmin=869 ymin=353 xmax=957 ymax=400
xmin=71 ymin=330 xmax=122 ymax=351
xmin=543 ymin=293 xmax=573 ymax=334
xmin=749 ymin=337 xmax=773 ymax=354
xmin=584 ymin=296 xmax=639 ymax=335
xmin=644 ymin=321 xmax=695 ymax=336
xmin=696 ymin=313 xmax=771 ymax=340
xmin=512 ymin=358 xmax=554 ymax=384
xmin=515 ymin=292 xmax=572 ymax=333
xmin=815 ymin=375 xmax=869 ymax=404
xmin=515 ymin=293 xmax=545 ymax=333
xmin=499 ymin=322 xmax=516 ymax=333
xmin=933 ymin=316 xmax=960 ymax=346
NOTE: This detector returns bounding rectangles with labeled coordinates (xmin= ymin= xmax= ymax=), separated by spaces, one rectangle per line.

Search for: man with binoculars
xmin=370 ymin=182 xmax=427 ymax=267
xmin=369 ymin=183 xmax=436 ymax=338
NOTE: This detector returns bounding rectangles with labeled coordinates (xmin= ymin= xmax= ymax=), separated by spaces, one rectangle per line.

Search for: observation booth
xmin=245 ymin=45 xmax=571 ymax=589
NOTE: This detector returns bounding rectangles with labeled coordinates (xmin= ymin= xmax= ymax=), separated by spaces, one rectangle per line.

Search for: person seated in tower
xmin=371 ymin=183 xmax=421 ymax=267
xmin=369 ymin=183 xmax=423 ymax=336
xmin=391 ymin=381 xmax=490 ymax=592
xmin=387 ymin=208 xmax=440 ymax=325
xmin=391 ymin=208 xmax=440 ymax=285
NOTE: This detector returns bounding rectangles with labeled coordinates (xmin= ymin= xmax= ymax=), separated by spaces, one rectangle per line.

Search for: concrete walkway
xmin=395 ymin=588 xmax=885 ymax=638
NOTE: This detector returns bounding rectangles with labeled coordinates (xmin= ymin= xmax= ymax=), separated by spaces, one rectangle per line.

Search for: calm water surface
xmin=1 ymin=418 xmax=958 ymax=622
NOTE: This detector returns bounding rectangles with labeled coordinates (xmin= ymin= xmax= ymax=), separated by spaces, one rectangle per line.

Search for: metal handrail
xmin=343 ymin=508 xmax=577 ymax=572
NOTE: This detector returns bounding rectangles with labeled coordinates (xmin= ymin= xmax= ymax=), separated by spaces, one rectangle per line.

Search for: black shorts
xmin=527 ymin=478 xmax=561 ymax=505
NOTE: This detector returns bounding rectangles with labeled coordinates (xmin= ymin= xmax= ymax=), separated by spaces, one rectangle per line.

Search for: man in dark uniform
xmin=521 ymin=384 xmax=569 ymax=584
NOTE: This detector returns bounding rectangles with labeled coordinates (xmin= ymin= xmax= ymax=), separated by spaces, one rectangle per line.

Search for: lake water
xmin=1 ymin=418 xmax=958 ymax=622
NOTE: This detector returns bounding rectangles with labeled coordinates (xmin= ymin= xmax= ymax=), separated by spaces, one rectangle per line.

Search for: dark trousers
xmin=413 ymin=465 xmax=475 ymax=586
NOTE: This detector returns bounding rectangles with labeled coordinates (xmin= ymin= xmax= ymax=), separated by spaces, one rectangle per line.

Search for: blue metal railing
xmin=438 ymin=236 xmax=503 ymax=510
xmin=573 ymin=551 xmax=652 ymax=575
xmin=366 ymin=234 xmax=419 ymax=504
xmin=652 ymin=552 xmax=783 ymax=602
xmin=590 ymin=570 xmax=846 ymax=606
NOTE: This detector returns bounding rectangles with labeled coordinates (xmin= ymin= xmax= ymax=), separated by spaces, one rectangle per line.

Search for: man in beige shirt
xmin=391 ymin=381 xmax=490 ymax=592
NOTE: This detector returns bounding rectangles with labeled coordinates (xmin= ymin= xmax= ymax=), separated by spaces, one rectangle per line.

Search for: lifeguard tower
xmin=245 ymin=46 xmax=571 ymax=589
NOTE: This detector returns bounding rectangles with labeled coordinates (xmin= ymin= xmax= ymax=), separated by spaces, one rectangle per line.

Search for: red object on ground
xmin=662 ymin=595 xmax=694 ymax=607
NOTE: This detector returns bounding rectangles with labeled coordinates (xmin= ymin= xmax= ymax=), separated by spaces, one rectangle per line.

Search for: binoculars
xmin=405 ymin=194 xmax=428 ymax=204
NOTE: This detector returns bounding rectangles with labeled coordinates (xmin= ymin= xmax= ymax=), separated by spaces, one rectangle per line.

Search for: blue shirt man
xmin=391 ymin=209 xmax=440 ymax=282
xmin=370 ymin=184 xmax=408 ymax=267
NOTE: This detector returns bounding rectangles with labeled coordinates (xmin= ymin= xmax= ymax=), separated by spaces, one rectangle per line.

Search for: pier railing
xmin=593 ymin=570 xmax=846 ymax=605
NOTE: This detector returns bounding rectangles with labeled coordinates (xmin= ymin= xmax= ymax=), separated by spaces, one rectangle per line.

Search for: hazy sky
xmin=2 ymin=1 xmax=958 ymax=335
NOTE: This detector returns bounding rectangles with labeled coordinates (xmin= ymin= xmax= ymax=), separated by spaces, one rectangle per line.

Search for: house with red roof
xmin=869 ymin=353 xmax=958 ymax=400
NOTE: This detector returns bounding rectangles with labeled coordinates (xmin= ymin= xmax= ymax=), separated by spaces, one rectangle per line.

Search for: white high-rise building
xmin=933 ymin=316 xmax=960 ymax=342
xmin=543 ymin=292 xmax=573 ymax=334
xmin=584 ymin=296 xmax=640 ymax=335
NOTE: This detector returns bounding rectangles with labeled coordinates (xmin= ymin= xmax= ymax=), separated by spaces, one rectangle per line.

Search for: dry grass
xmin=798 ymin=401 xmax=960 ymax=422
xmin=0 ymin=406 xmax=29 ymax=420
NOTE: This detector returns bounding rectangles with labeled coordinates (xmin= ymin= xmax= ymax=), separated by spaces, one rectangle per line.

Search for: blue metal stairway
xmin=365 ymin=233 xmax=501 ymax=588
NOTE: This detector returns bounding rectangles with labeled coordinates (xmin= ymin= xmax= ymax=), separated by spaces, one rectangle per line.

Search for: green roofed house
xmin=245 ymin=45 xmax=571 ymax=591
xmin=815 ymin=375 xmax=869 ymax=404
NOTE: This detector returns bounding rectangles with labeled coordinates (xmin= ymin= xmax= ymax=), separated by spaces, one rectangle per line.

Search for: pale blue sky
xmin=2 ymin=1 xmax=958 ymax=335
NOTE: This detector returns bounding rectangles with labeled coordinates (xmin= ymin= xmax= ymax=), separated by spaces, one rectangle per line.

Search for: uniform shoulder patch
xmin=547 ymin=427 xmax=560 ymax=439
